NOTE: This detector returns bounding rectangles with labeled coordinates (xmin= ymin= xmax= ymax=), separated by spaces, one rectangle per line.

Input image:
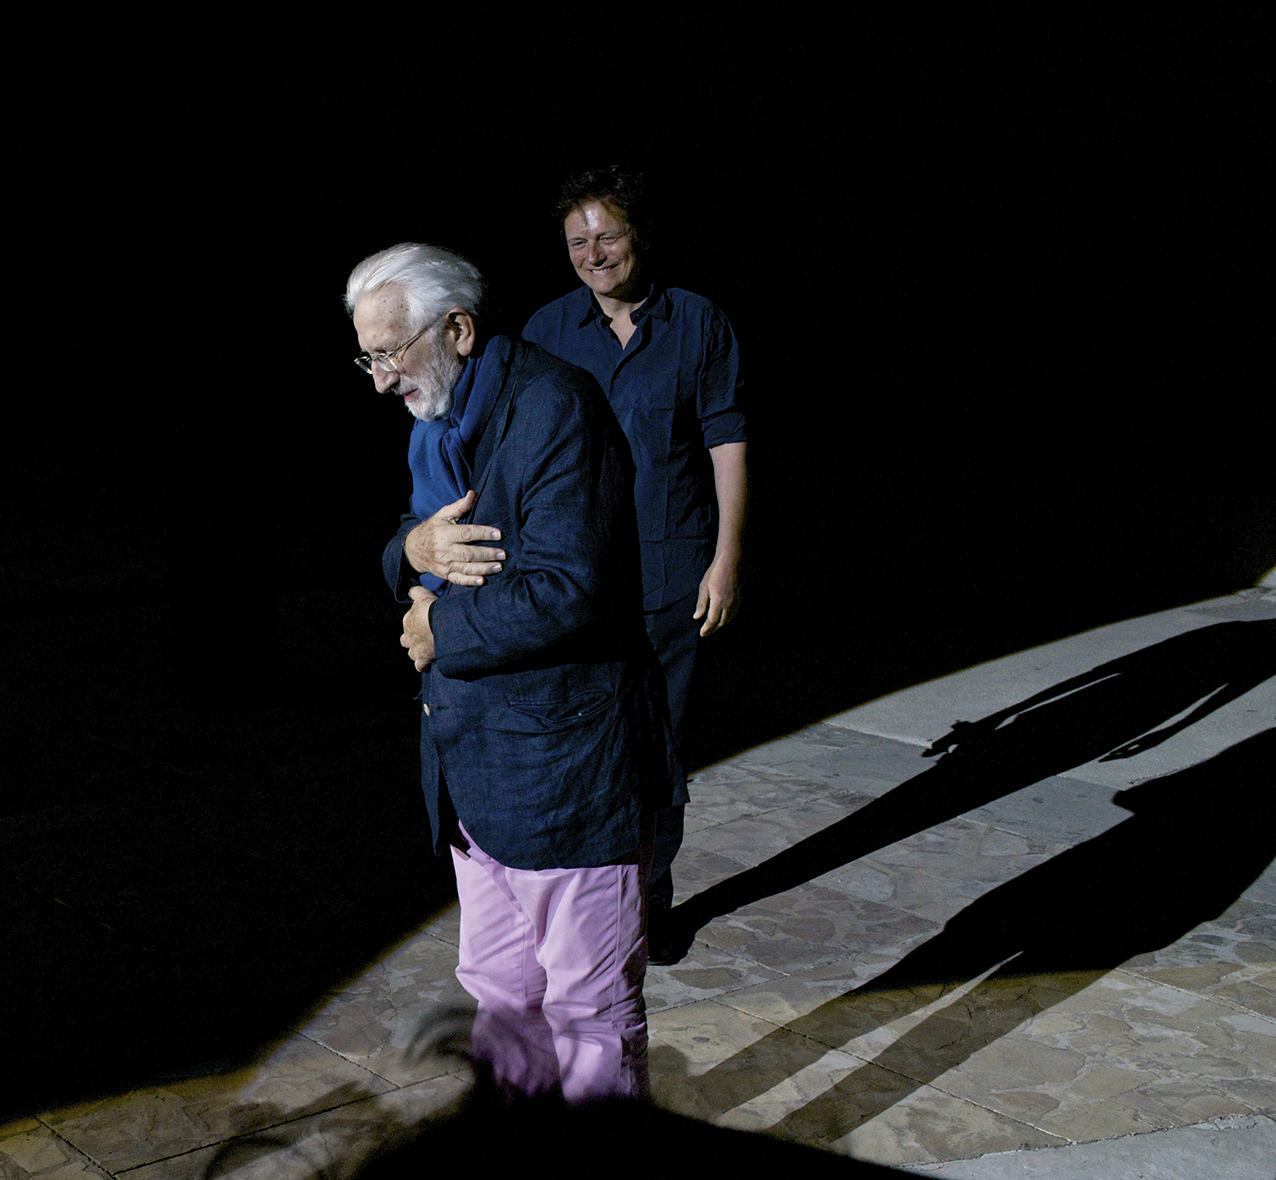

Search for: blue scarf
xmin=407 ymin=335 xmax=513 ymax=591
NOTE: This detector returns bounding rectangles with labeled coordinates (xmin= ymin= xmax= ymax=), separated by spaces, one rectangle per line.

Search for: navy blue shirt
xmin=524 ymin=284 xmax=746 ymax=609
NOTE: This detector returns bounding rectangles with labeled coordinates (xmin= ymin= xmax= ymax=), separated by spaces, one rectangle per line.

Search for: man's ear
xmin=444 ymin=308 xmax=477 ymax=357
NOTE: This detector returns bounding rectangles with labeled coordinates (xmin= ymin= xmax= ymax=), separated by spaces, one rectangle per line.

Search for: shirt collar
xmin=575 ymin=282 xmax=670 ymax=328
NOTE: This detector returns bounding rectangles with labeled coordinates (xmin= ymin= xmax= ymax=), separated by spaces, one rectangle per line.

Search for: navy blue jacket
xmin=383 ymin=338 xmax=680 ymax=869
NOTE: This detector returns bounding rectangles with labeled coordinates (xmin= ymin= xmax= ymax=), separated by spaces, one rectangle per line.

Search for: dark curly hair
xmin=554 ymin=166 xmax=652 ymax=250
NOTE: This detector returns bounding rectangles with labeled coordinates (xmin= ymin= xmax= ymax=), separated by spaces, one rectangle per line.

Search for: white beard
xmin=404 ymin=328 xmax=465 ymax=422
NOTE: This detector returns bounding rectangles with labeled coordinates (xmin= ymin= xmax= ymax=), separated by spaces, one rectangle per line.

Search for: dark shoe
xmin=646 ymin=905 xmax=692 ymax=966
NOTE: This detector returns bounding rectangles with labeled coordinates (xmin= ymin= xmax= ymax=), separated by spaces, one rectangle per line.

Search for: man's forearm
xmin=709 ymin=441 xmax=747 ymax=565
xmin=692 ymin=441 xmax=748 ymax=635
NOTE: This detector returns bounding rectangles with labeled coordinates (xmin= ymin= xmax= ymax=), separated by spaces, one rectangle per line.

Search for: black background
xmin=3 ymin=8 xmax=1272 ymax=1117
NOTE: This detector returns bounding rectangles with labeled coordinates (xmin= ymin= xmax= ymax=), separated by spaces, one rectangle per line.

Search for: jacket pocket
xmin=508 ymin=689 xmax=614 ymax=732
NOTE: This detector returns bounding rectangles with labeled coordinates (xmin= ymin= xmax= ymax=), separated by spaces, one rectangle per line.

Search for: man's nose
xmin=371 ymin=363 xmax=399 ymax=393
xmin=587 ymin=240 xmax=607 ymax=264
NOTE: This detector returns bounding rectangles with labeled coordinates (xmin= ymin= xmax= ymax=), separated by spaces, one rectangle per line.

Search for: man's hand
xmin=401 ymin=586 xmax=438 ymax=671
xmin=404 ymin=491 xmax=505 ymax=587
xmin=693 ymin=553 xmax=741 ymax=637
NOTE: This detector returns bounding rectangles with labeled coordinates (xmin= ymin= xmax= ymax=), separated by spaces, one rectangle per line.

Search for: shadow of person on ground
xmin=659 ymin=619 xmax=1275 ymax=960
xmin=195 ymin=1011 xmax=901 ymax=1179
xmin=671 ymin=728 xmax=1274 ymax=1142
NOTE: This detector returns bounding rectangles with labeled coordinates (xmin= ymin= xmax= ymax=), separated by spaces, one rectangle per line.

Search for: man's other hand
xmin=402 ymin=586 xmax=438 ymax=671
xmin=693 ymin=553 xmax=741 ymax=637
xmin=404 ymin=491 xmax=505 ymax=586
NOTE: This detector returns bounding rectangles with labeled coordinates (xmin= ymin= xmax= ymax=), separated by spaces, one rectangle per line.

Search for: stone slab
xmin=37 ymin=1038 xmax=396 ymax=1173
xmin=908 ymin=1113 xmax=1276 ymax=1180
xmin=293 ymin=930 xmax=475 ymax=1088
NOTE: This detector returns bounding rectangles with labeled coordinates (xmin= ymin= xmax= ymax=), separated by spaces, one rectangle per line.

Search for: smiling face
xmin=564 ymin=199 xmax=643 ymax=305
xmin=352 ymin=286 xmax=465 ymax=421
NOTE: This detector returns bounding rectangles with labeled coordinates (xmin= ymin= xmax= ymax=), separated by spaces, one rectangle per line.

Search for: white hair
xmin=344 ymin=243 xmax=485 ymax=329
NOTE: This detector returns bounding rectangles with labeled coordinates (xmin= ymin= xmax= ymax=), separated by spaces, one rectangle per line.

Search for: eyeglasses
xmin=353 ymin=317 xmax=438 ymax=375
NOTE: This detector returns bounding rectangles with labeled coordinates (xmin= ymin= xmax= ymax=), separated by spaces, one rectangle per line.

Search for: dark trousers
xmin=643 ymin=587 xmax=701 ymax=910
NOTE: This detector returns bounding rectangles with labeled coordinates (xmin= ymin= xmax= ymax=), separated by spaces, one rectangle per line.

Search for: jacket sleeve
xmin=382 ymin=511 xmax=424 ymax=603
xmin=428 ymin=371 xmax=632 ymax=679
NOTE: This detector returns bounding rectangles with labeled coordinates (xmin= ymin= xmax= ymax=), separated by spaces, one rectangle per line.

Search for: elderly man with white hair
xmin=346 ymin=243 xmax=677 ymax=1102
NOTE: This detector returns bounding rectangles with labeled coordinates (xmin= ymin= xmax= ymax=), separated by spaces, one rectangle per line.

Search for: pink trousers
xmin=451 ymin=821 xmax=652 ymax=1102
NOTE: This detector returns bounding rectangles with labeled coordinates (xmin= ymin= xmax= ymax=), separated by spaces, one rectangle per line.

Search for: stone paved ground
xmin=3 ymin=588 xmax=1273 ymax=1177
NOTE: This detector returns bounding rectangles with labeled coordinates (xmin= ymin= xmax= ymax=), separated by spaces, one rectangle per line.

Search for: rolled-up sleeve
xmin=696 ymin=304 xmax=747 ymax=449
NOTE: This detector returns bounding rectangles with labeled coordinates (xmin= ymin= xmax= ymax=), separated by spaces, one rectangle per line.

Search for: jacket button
xmin=423 ymin=703 xmax=431 ymax=716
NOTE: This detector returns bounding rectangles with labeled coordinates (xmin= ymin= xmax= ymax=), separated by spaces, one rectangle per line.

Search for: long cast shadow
xmin=673 ymin=727 xmax=1275 ymax=1139
xmin=665 ymin=619 xmax=1276 ymax=956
